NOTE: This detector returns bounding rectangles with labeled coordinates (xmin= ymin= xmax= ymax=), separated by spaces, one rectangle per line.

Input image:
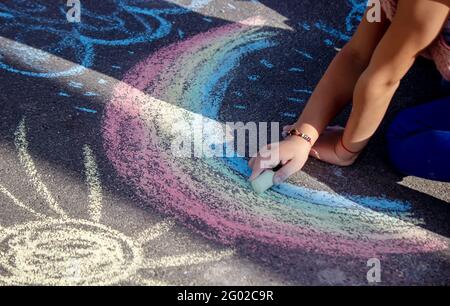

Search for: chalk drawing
xmin=287 ymin=97 xmax=305 ymax=103
xmin=300 ymin=22 xmax=311 ymax=31
xmin=74 ymin=106 xmax=97 ymax=114
xmin=281 ymin=112 xmax=298 ymax=118
xmin=294 ymin=49 xmax=313 ymax=60
xmin=234 ymin=104 xmax=247 ymax=110
xmin=346 ymin=0 xmax=366 ymax=32
xmin=0 ymin=0 xmax=193 ymax=78
xmin=102 ymin=17 xmax=447 ymax=258
xmin=58 ymin=92 xmax=71 ymax=97
xmin=145 ymin=250 xmax=234 ymax=269
xmin=311 ymin=0 xmax=365 ymax=42
xmin=14 ymin=119 xmax=67 ymax=219
xmin=260 ymin=59 xmax=274 ymax=69
xmin=0 ymin=0 xmax=363 ymax=80
xmin=293 ymin=89 xmax=313 ymax=94
xmin=288 ymin=67 xmax=304 ymax=73
xmin=0 ymin=0 xmax=447 ymax=277
xmin=324 ymin=39 xmax=334 ymax=46
xmin=0 ymin=184 xmax=45 ymax=219
xmin=170 ymin=0 xmax=214 ymax=11
xmin=178 ymin=29 xmax=185 ymax=39
xmin=83 ymin=145 xmax=103 ymax=223
xmin=68 ymin=81 xmax=83 ymax=89
xmin=136 ymin=220 xmax=174 ymax=244
xmin=314 ymin=21 xmax=352 ymax=42
xmin=0 ymin=119 xmax=234 ymax=285
xmin=248 ymin=74 xmax=261 ymax=81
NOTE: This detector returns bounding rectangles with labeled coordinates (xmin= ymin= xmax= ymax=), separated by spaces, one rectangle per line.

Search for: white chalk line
xmin=0 ymin=219 xmax=144 ymax=285
xmin=14 ymin=118 xmax=67 ymax=218
xmin=134 ymin=277 xmax=169 ymax=286
xmin=0 ymin=183 xmax=46 ymax=219
xmin=143 ymin=249 xmax=235 ymax=269
xmin=0 ymin=39 xmax=244 ymax=285
xmin=83 ymin=144 xmax=103 ymax=223
xmin=0 ymin=255 xmax=15 ymax=274
xmin=137 ymin=220 xmax=175 ymax=245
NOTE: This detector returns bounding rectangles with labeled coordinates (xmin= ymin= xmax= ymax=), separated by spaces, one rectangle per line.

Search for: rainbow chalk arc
xmin=103 ymin=17 xmax=447 ymax=257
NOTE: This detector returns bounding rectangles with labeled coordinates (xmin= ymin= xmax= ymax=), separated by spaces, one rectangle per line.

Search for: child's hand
xmin=248 ymin=134 xmax=311 ymax=184
xmin=310 ymin=126 xmax=358 ymax=166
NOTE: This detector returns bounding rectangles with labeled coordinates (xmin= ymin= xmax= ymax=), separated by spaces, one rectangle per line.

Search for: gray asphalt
xmin=0 ymin=0 xmax=449 ymax=285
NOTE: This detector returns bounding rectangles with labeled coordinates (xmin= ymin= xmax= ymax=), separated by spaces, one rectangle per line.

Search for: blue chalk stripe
xmin=75 ymin=106 xmax=97 ymax=114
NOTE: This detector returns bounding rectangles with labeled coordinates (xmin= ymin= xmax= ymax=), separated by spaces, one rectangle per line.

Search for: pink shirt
xmin=380 ymin=0 xmax=450 ymax=80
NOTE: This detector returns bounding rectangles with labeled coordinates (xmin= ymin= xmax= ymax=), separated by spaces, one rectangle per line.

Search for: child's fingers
xmin=249 ymin=154 xmax=281 ymax=181
xmin=273 ymin=159 xmax=302 ymax=185
xmin=248 ymin=157 xmax=256 ymax=168
xmin=249 ymin=160 xmax=265 ymax=182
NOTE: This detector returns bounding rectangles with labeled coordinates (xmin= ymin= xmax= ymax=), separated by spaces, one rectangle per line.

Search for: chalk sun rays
xmin=0 ymin=118 xmax=234 ymax=285
xmin=14 ymin=118 xmax=67 ymax=218
xmin=83 ymin=144 xmax=103 ymax=223
xmin=0 ymin=183 xmax=46 ymax=220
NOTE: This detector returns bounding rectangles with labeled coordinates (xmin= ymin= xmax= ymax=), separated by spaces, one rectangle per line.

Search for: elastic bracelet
xmin=339 ymin=136 xmax=362 ymax=154
xmin=287 ymin=128 xmax=312 ymax=145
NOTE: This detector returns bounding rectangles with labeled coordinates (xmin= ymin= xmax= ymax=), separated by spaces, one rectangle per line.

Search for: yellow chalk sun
xmin=0 ymin=118 xmax=233 ymax=286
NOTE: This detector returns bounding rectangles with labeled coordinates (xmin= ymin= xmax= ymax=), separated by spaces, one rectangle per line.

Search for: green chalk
xmin=251 ymin=170 xmax=275 ymax=194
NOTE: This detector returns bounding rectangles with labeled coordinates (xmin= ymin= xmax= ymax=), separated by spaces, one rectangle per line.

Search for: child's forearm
xmin=293 ymin=45 xmax=369 ymax=144
xmin=340 ymin=0 xmax=449 ymax=154
xmin=341 ymin=71 xmax=401 ymax=154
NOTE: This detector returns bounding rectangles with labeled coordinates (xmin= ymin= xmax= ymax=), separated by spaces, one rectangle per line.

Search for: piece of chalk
xmin=251 ymin=170 xmax=275 ymax=194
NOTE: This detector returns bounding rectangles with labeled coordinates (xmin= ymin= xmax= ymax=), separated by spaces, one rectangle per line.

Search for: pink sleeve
xmin=379 ymin=0 xmax=397 ymax=21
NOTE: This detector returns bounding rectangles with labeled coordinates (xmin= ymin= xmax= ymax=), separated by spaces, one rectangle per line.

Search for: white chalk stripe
xmin=0 ymin=236 xmax=15 ymax=274
xmin=83 ymin=145 xmax=103 ymax=222
xmin=137 ymin=220 xmax=175 ymax=244
xmin=0 ymin=183 xmax=46 ymax=219
xmin=14 ymin=118 xmax=67 ymax=218
xmin=135 ymin=278 xmax=169 ymax=286
xmin=0 ymin=255 xmax=15 ymax=274
xmin=143 ymin=249 xmax=235 ymax=269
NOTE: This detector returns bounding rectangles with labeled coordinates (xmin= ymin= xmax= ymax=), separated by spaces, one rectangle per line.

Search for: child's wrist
xmin=292 ymin=122 xmax=319 ymax=145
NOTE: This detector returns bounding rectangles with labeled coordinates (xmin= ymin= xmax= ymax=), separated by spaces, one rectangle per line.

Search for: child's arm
xmin=340 ymin=0 xmax=449 ymax=158
xmin=249 ymin=8 xmax=389 ymax=182
xmin=292 ymin=8 xmax=390 ymax=148
xmin=250 ymin=0 xmax=449 ymax=183
xmin=311 ymin=0 xmax=450 ymax=166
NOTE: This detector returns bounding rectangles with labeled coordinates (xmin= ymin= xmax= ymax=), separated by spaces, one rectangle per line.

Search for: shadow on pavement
xmin=0 ymin=0 xmax=448 ymax=285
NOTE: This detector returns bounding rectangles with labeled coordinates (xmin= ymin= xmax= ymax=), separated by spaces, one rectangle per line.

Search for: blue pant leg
xmin=387 ymin=97 xmax=450 ymax=182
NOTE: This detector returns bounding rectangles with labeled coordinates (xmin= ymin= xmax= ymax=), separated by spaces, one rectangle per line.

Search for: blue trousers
xmin=387 ymin=96 xmax=450 ymax=182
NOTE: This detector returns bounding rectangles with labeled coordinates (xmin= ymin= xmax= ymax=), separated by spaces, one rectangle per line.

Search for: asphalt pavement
xmin=0 ymin=0 xmax=448 ymax=285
